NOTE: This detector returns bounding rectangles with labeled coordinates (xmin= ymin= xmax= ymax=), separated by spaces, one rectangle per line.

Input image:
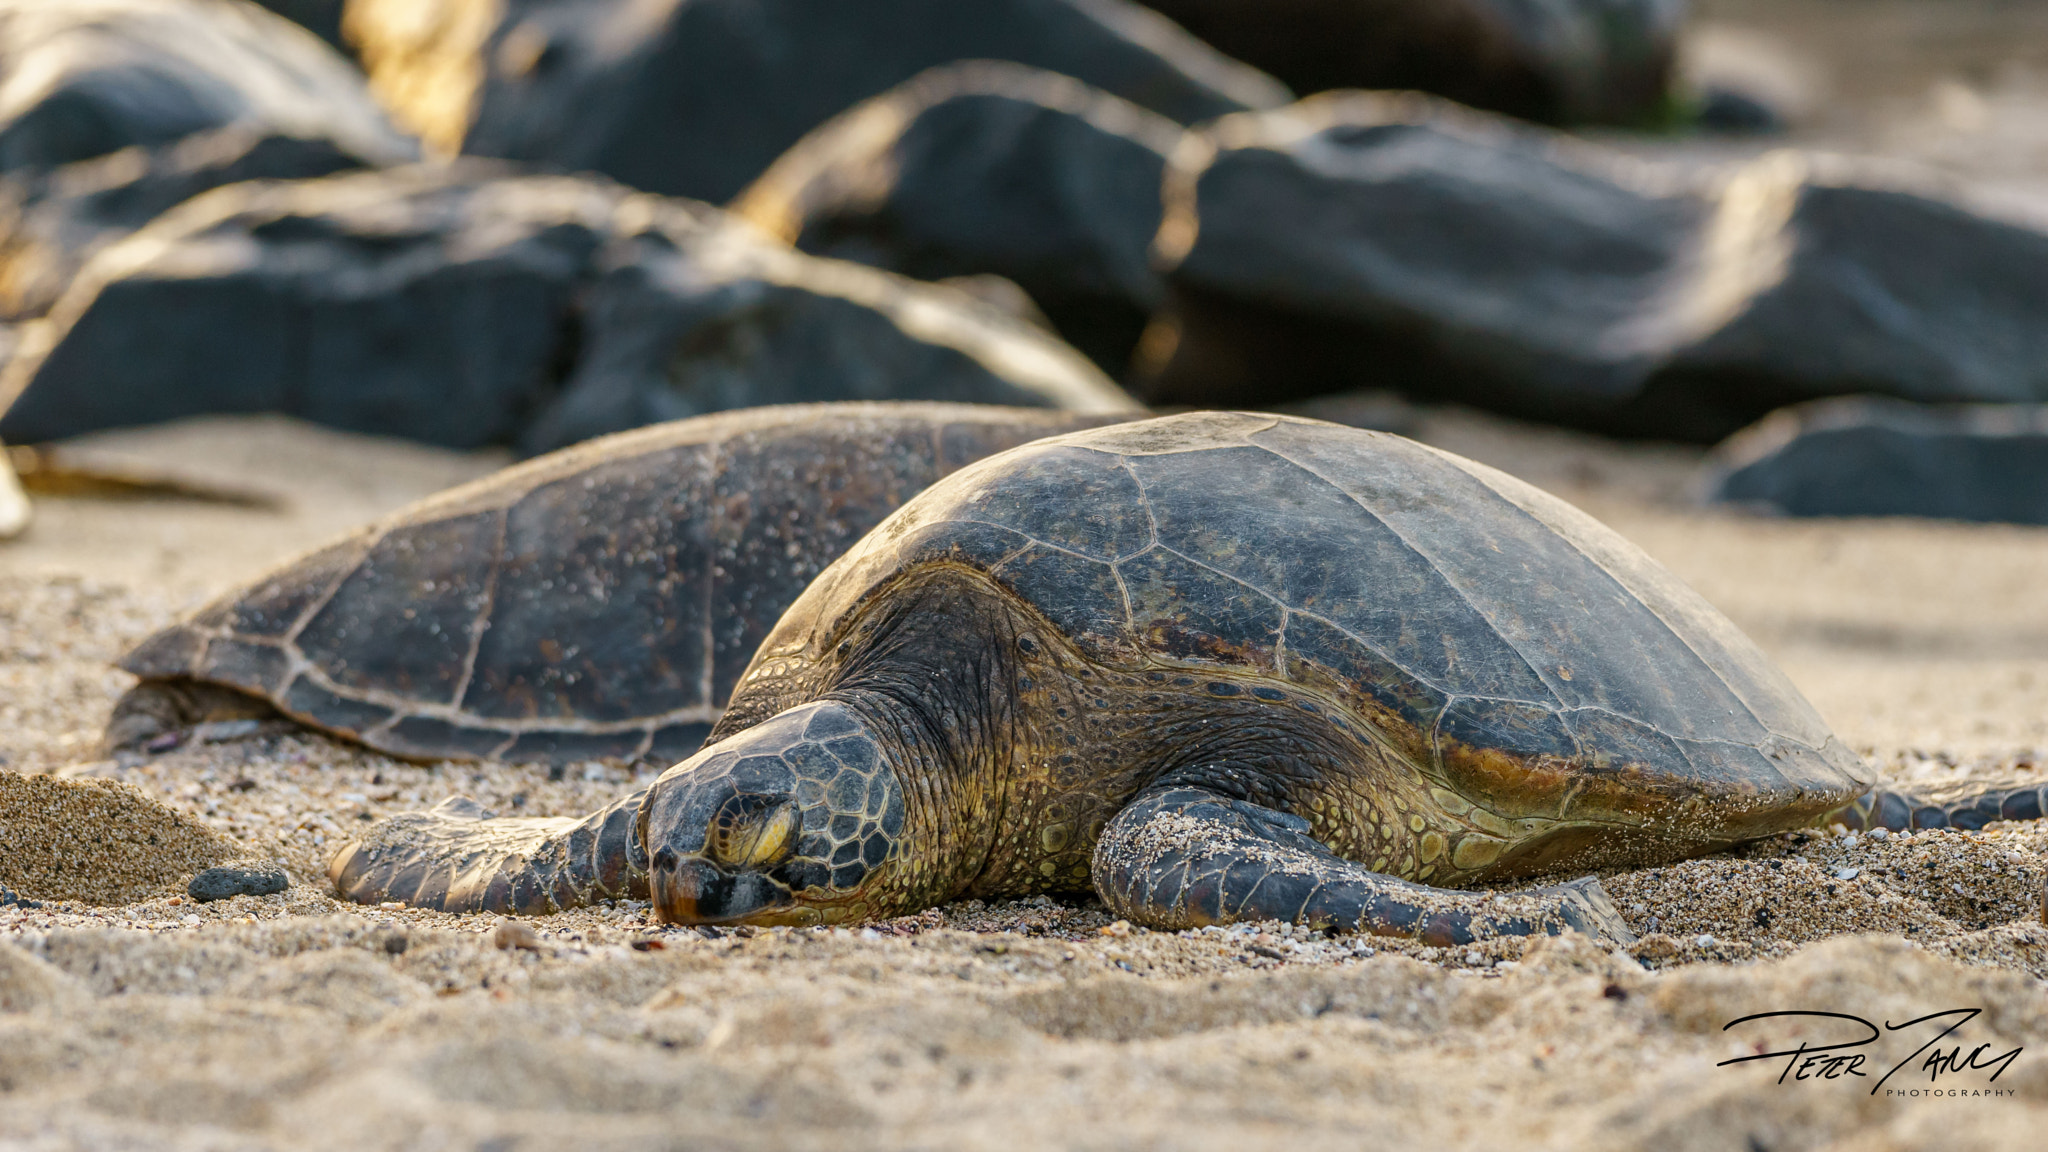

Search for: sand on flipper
xmin=0 ymin=772 xmax=246 ymax=904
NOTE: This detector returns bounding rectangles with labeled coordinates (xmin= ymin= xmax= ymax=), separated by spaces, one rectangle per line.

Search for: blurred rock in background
xmin=1138 ymin=92 xmax=2048 ymax=442
xmin=0 ymin=0 xmax=414 ymax=319
xmin=345 ymin=0 xmax=1289 ymax=204
xmin=1136 ymin=0 xmax=1687 ymax=126
xmin=0 ymin=165 xmax=1134 ymax=453
xmin=1701 ymin=396 xmax=2048 ymax=525
xmin=735 ymin=62 xmax=1178 ymax=377
xmin=0 ymin=0 xmax=410 ymax=174
xmin=248 ymin=0 xmax=350 ymax=56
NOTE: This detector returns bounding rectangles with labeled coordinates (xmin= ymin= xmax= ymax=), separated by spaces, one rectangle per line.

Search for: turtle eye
xmin=706 ymin=795 xmax=800 ymax=870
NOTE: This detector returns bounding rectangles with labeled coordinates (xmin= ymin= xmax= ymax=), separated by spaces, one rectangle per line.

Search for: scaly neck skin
xmin=821 ymin=572 xmax=1026 ymax=915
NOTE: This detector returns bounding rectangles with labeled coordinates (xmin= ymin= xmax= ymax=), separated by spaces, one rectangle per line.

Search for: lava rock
xmin=0 ymin=164 xmax=1134 ymax=449
xmin=347 ymin=0 xmax=1287 ymax=204
xmin=736 ymin=62 xmax=1179 ymax=376
xmin=1700 ymin=397 xmax=2048 ymax=525
xmin=520 ymin=189 xmax=1136 ymax=454
xmin=247 ymin=0 xmax=350 ymax=56
xmin=0 ymin=0 xmax=414 ymax=175
xmin=188 ymin=864 xmax=290 ymax=902
xmin=0 ymin=126 xmax=377 ymax=321
xmin=1136 ymin=0 xmax=1682 ymax=125
xmin=1139 ymin=92 xmax=2048 ymax=442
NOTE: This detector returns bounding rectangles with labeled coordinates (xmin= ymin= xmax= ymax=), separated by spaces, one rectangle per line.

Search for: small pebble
xmin=1694 ymin=934 xmax=1717 ymax=948
xmin=493 ymin=918 xmax=542 ymax=951
xmin=383 ymin=933 xmax=409 ymax=956
xmin=1835 ymin=867 xmax=1861 ymax=880
xmin=187 ymin=865 xmax=289 ymax=903
xmin=1868 ymin=828 xmax=1890 ymax=841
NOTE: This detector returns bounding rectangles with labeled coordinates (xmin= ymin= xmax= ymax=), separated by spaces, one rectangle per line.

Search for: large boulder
xmin=1134 ymin=0 xmax=1683 ymax=125
xmin=0 ymin=165 xmax=1135 ymax=451
xmin=1139 ymin=93 xmax=2048 ymax=443
xmin=345 ymin=0 xmax=1287 ymax=204
xmin=1700 ymin=397 xmax=2048 ymax=525
xmin=248 ymin=1 xmax=349 ymax=55
xmin=734 ymin=62 xmax=1177 ymax=376
xmin=0 ymin=126 xmax=377 ymax=320
xmin=0 ymin=1 xmax=414 ymax=320
xmin=0 ymin=0 xmax=412 ymax=174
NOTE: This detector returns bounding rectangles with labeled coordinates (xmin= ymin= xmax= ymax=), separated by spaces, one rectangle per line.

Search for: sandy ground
xmin=5 ymin=2 xmax=2048 ymax=1147
xmin=2 ymin=403 xmax=2046 ymax=1151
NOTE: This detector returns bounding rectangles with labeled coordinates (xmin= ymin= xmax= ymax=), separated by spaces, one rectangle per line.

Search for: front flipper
xmin=329 ymin=789 xmax=651 ymax=914
xmin=1092 ymin=788 xmax=1635 ymax=947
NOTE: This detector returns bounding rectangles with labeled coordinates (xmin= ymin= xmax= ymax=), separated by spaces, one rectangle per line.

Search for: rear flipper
xmin=1833 ymin=781 xmax=2048 ymax=833
xmin=1091 ymin=787 xmax=1636 ymax=947
xmin=328 ymin=789 xmax=651 ymax=914
xmin=103 ymin=679 xmax=278 ymax=753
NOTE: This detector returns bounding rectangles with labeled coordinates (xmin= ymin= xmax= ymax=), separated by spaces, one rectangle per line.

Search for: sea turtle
xmin=106 ymin=402 xmax=1127 ymax=764
xmin=327 ymin=412 xmax=2048 ymax=943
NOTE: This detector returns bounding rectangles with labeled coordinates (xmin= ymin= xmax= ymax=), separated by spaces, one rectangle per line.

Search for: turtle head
xmin=637 ymin=701 xmax=908 ymax=927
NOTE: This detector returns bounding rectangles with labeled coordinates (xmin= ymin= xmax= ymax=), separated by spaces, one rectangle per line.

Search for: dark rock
xmin=1139 ymin=92 xmax=2048 ymax=442
xmin=1700 ymin=397 xmax=2048 ymax=525
xmin=0 ymin=0 xmax=413 ymax=174
xmin=736 ymin=62 xmax=1178 ymax=376
xmin=247 ymin=0 xmax=350 ymax=56
xmin=382 ymin=931 xmax=409 ymax=955
xmin=188 ymin=864 xmax=290 ymax=902
xmin=0 ymin=126 xmax=377 ymax=321
xmin=521 ymin=191 xmax=1136 ymax=454
xmin=0 ymin=884 xmax=41 ymax=909
xmin=0 ymin=164 xmax=1134 ymax=449
xmin=1136 ymin=0 xmax=1681 ymax=125
xmin=347 ymin=0 xmax=1287 ymax=204
xmin=1695 ymin=84 xmax=1783 ymax=135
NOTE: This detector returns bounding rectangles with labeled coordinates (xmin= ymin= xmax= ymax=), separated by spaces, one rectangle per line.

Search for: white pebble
xmin=1836 ymin=867 xmax=1861 ymax=880
xmin=1695 ymin=934 xmax=1717 ymax=947
xmin=1840 ymin=834 xmax=1860 ymax=849
xmin=1868 ymin=828 xmax=1890 ymax=842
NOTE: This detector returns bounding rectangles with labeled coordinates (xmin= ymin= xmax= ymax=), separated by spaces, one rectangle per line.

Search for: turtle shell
xmin=750 ymin=411 xmax=1869 ymax=837
xmin=118 ymin=402 xmax=1126 ymax=764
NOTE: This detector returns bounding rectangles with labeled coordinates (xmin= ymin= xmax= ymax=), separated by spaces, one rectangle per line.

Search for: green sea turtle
xmin=106 ymin=402 xmax=1127 ymax=764
xmin=327 ymin=412 xmax=2046 ymax=943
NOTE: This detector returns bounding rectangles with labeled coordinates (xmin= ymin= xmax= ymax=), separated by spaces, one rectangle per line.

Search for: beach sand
xmin=8 ymin=2 xmax=2048 ymax=1142
xmin=3 ymin=405 xmax=2046 ymax=1151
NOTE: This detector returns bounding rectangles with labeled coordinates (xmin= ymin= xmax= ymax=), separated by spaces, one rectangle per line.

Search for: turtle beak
xmin=649 ymin=852 xmax=796 ymax=925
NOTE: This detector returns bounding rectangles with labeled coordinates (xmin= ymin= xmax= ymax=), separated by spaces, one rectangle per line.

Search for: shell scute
xmin=500 ymin=728 xmax=644 ymax=764
xmin=1117 ymin=546 xmax=1284 ymax=672
xmin=196 ymin=638 xmax=294 ymax=698
xmin=295 ymin=510 xmax=503 ymax=706
xmin=950 ymin=446 xmax=1152 ymax=560
xmin=281 ymin=677 xmax=393 ymax=737
xmin=989 ymin=546 xmax=1129 ymax=652
xmin=1280 ymin=612 xmax=1446 ymax=745
xmin=467 ymin=451 xmax=710 ymax=723
xmin=382 ymin=717 xmax=512 ymax=761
